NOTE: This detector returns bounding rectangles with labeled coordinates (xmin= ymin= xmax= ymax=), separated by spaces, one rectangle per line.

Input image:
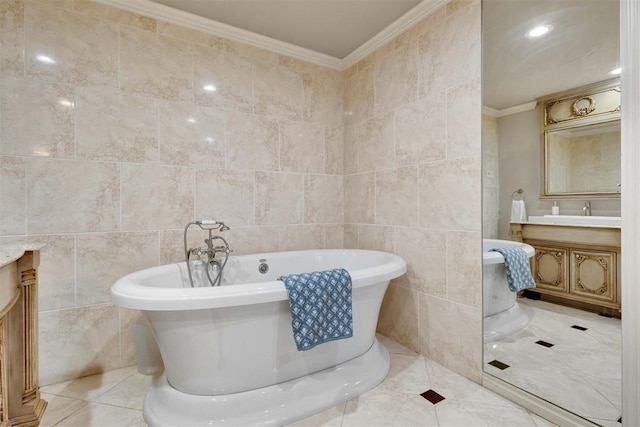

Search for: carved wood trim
xmin=574 ymin=253 xmax=610 ymax=295
xmin=20 ymin=269 xmax=37 ymax=398
xmin=0 ymin=317 xmax=7 ymax=422
xmin=0 ymin=251 xmax=46 ymax=426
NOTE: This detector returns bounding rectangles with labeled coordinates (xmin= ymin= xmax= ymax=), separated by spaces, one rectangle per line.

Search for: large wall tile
xmin=344 ymin=224 xmax=358 ymax=249
xmin=344 ymin=173 xmax=375 ymax=224
xmin=304 ymin=174 xmax=343 ymax=224
xmin=344 ymin=66 xmax=374 ymax=125
xmin=374 ymin=40 xmax=418 ymax=115
xmin=0 ymin=156 xmax=26 ymax=234
xmin=324 ymin=224 xmax=344 ymax=249
xmin=394 ymin=93 xmax=446 ymax=166
xmin=195 ymin=169 xmax=254 ymax=227
xmin=447 ymin=80 xmax=481 ymax=159
xmin=343 ymin=124 xmax=358 ymax=175
xmin=193 ymin=45 xmax=253 ymax=113
xmin=419 ymin=294 xmax=482 ymax=383
xmin=0 ymin=234 xmax=75 ymax=311
xmin=446 ymin=231 xmax=481 ymax=307
xmin=76 ymin=86 xmax=157 ymax=162
xmin=39 ymin=304 xmax=120 ymax=385
xmin=158 ymin=21 xmax=227 ymax=50
xmin=119 ymin=26 xmax=192 ymax=101
xmin=279 ymin=224 xmax=324 ymax=251
xmin=27 ymin=158 xmax=119 ymax=233
xmin=419 ymin=157 xmax=481 ymax=231
xmin=254 ymin=62 xmax=303 ymax=120
xmin=280 ymin=121 xmax=324 ymax=173
xmin=377 ymin=283 xmax=419 ymax=352
xmin=76 ymin=232 xmax=159 ymax=305
xmin=72 ymin=0 xmax=156 ymax=31
xmin=118 ymin=308 xmax=139 ymax=367
xmin=255 ymin=172 xmax=303 ymax=225
xmin=159 ymin=101 xmax=225 ymax=167
xmin=394 ymin=227 xmax=446 ymax=297
xmin=0 ymin=77 xmax=74 ymax=158
xmin=418 ymin=1 xmax=480 ymax=98
xmin=1 ymin=0 xmax=24 ymax=76
xmin=226 ymin=112 xmax=278 ymax=171
xmin=121 ymin=163 xmax=194 ymax=230
xmin=376 ymin=166 xmax=418 ymax=227
xmin=324 ymin=126 xmax=344 ymax=175
xmin=302 ymin=68 xmax=343 ymax=127
xmin=25 ymin=1 xmax=118 ymax=86
xmin=358 ymin=224 xmax=393 ymax=252
xmin=358 ymin=113 xmax=394 ymax=173
xmin=221 ymin=226 xmax=279 ymax=256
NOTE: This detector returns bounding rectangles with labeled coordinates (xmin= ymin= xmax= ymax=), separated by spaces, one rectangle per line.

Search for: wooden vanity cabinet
xmin=510 ymin=223 xmax=621 ymax=311
xmin=0 ymin=248 xmax=47 ymax=426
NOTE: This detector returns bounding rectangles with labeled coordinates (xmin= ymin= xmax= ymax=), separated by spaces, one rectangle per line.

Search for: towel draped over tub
xmin=489 ymin=247 xmax=536 ymax=292
xmin=279 ymin=268 xmax=353 ymax=351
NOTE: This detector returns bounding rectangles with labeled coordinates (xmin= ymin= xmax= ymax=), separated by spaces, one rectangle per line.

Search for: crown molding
xmin=93 ymin=0 xmax=343 ymax=70
xmin=482 ymin=106 xmax=500 ymax=117
xmin=94 ymin=0 xmax=447 ymax=72
xmin=491 ymin=101 xmax=538 ymax=117
xmin=341 ymin=0 xmax=448 ymax=69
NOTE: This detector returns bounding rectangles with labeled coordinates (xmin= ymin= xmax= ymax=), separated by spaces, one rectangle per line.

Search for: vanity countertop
xmin=515 ymin=221 xmax=621 ymax=229
xmin=0 ymin=244 xmax=45 ymax=269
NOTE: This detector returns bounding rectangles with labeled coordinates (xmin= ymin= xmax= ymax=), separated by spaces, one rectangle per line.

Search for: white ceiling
xmin=150 ymin=0 xmax=422 ymax=59
xmin=483 ymin=0 xmax=619 ymax=110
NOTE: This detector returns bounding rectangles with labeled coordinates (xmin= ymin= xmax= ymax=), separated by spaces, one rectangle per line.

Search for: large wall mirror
xmin=482 ymin=0 xmax=621 ymax=425
xmin=546 ymin=120 xmax=621 ymax=195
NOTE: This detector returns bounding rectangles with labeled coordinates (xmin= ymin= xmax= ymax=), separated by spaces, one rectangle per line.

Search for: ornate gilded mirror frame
xmin=539 ymin=78 xmax=621 ymax=198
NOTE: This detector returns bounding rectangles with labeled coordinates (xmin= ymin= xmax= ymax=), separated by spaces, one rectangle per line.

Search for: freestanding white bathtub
xmin=483 ymin=239 xmax=535 ymax=342
xmin=111 ymin=249 xmax=406 ymax=426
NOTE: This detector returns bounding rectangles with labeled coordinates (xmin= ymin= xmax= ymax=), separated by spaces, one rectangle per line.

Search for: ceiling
xmin=150 ymin=0 xmax=422 ymax=59
xmin=483 ymin=0 xmax=619 ymax=110
xmin=146 ymin=0 xmax=619 ymax=110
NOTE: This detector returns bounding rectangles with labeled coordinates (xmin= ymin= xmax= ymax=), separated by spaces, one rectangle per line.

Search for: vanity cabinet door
xmin=531 ymin=246 xmax=569 ymax=293
xmin=570 ymin=249 xmax=616 ymax=304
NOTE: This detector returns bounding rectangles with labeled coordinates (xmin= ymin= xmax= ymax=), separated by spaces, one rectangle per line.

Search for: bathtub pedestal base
xmin=143 ymin=338 xmax=390 ymax=426
xmin=483 ymin=301 xmax=532 ymax=342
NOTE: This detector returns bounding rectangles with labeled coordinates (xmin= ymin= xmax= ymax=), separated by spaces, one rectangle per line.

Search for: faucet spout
xmin=583 ymin=201 xmax=591 ymax=216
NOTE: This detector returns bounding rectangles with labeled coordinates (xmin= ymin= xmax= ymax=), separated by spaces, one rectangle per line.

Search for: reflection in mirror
xmin=482 ymin=0 xmax=621 ymax=424
xmin=546 ymin=120 xmax=621 ymax=194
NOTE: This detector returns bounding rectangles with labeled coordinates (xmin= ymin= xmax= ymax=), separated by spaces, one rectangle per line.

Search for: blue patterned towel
xmin=279 ymin=268 xmax=353 ymax=351
xmin=489 ymin=247 xmax=536 ymax=292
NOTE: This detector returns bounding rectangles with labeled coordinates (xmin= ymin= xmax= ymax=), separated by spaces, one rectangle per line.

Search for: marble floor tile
xmin=435 ymin=399 xmax=537 ymax=427
xmin=40 ymin=366 xmax=137 ymax=401
xmin=483 ymin=298 xmax=621 ymax=424
xmin=40 ymin=393 xmax=88 ymax=427
xmin=54 ymin=403 xmax=145 ymax=427
xmin=39 ymin=334 xmax=555 ymax=427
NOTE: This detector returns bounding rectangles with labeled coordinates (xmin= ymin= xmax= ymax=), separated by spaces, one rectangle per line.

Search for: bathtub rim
xmin=483 ymin=238 xmax=535 ymax=265
xmin=111 ymin=249 xmax=406 ymax=311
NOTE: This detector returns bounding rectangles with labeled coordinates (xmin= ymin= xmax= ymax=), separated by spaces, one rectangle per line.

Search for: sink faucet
xmin=583 ymin=201 xmax=591 ymax=216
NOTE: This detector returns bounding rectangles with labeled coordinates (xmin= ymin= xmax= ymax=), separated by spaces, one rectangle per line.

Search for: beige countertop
xmin=0 ymin=244 xmax=45 ymax=269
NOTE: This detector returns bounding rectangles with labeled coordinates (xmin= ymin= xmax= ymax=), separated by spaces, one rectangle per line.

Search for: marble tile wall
xmin=482 ymin=114 xmax=499 ymax=239
xmin=0 ymin=0 xmax=344 ymax=385
xmin=344 ymin=0 xmax=483 ymax=382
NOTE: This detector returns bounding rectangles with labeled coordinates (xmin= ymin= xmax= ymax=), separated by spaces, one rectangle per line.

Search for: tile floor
xmin=41 ymin=334 xmax=555 ymax=427
xmin=484 ymin=298 xmax=621 ymax=427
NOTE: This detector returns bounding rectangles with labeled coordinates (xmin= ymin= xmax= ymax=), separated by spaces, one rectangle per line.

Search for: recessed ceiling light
xmin=203 ymin=84 xmax=217 ymax=92
xmin=609 ymin=67 xmax=621 ymax=75
xmin=526 ymin=25 xmax=553 ymax=38
xmin=186 ymin=117 xmax=197 ymax=123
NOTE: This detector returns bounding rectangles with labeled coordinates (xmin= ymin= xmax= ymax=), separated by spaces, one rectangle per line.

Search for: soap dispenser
xmin=552 ymin=201 xmax=560 ymax=215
